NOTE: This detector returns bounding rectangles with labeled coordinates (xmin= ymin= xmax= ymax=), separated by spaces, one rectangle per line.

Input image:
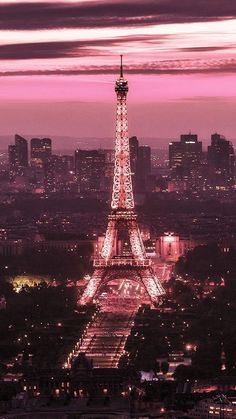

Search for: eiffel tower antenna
xmin=120 ymin=54 xmax=123 ymax=78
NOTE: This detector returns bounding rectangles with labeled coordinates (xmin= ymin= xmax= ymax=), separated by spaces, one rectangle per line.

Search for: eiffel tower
xmin=80 ymin=57 xmax=165 ymax=305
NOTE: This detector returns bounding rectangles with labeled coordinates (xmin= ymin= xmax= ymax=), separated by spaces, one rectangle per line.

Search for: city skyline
xmin=2 ymin=130 xmax=233 ymax=152
xmin=1 ymin=1 xmax=236 ymax=142
xmin=2 ymin=5 xmax=236 ymax=413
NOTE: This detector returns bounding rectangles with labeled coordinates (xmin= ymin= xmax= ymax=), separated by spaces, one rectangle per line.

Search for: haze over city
xmin=1 ymin=0 xmax=236 ymax=145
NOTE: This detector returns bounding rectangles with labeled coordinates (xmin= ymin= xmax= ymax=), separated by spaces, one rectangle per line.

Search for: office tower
xmin=31 ymin=138 xmax=52 ymax=168
xmin=61 ymin=155 xmax=74 ymax=172
xmin=136 ymin=145 xmax=151 ymax=192
xmin=43 ymin=155 xmax=74 ymax=193
xmin=44 ymin=156 xmax=57 ymax=193
xmin=129 ymin=136 xmax=139 ymax=174
xmin=8 ymin=145 xmax=18 ymax=175
xmin=8 ymin=134 xmax=28 ymax=177
xmin=137 ymin=145 xmax=151 ymax=175
xmin=169 ymin=133 xmax=202 ymax=171
xmin=15 ymin=134 xmax=28 ymax=167
xmin=169 ymin=141 xmax=183 ymax=169
xmin=74 ymin=149 xmax=106 ymax=192
xmin=101 ymin=149 xmax=115 ymax=192
xmin=208 ymin=133 xmax=235 ymax=187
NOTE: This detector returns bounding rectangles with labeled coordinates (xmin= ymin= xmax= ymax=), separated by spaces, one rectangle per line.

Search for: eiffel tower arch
xmin=80 ymin=57 xmax=165 ymax=306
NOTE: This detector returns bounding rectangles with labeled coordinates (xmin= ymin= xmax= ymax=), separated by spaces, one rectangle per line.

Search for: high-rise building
xmin=44 ymin=156 xmax=58 ymax=193
xmin=8 ymin=134 xmax=28 ymax=177
xmin=169 ymin=134 xmax=202 ymax=171
xmin=129 ymin=139 xmax=152 ymax=193
xmin=74 ymin=149 xmax=106 ymax=192
xmin=102 ymin=149 xmax=115 ymax=192
xmin=15 ymin=134 xmax=28 ymax=168
xmin=8 ymin=145 xmax=18 ymax=174
xmin=208 ymin=133 xmax=235 ymax=187
xmin=136 ymin=145 xmax=151 ymax=192
xmin=129 ymin=136 xmax=139 ymax=174
xmin=61 ymin=155 xmax=74 ymax=172
xmin=31 ymin=138 xmax=52 ymax=168
xmin=137 ymin=145 xmax=151 ymax=174
xmin=43 ymin=155 xmax=75 ymax=193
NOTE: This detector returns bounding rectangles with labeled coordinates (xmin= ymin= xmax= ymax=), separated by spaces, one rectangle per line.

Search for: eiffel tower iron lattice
xmin=80 ymin=56 xmax=165 ymax=305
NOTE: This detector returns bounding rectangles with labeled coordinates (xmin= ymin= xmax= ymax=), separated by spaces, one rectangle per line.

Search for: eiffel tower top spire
xmin=120 ymin=54 xmax=123 ymax=78
xmin=115 ymin=55 xmax=128 ymax=95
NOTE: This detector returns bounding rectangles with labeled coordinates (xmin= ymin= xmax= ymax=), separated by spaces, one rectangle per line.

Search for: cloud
xmin=2 ymin=58 xmax=236 ymax=76
xmin=0 ymin=0 xmax=236 ymax=30
xmin=177 ymin=46 xmax=233 ymax=53
xmin=0 ymin=41 xmax=95 ymax=60
xmin=0 ymin=35 xmax=168 ymax=60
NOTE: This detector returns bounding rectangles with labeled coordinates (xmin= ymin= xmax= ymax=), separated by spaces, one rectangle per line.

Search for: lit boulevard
xmin=68 ymin=280 xmax=149 ymax=368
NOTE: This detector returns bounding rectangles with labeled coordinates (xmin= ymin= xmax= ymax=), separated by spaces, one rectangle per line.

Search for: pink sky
xmin=1 ymin=0 xmax=236 ymax=146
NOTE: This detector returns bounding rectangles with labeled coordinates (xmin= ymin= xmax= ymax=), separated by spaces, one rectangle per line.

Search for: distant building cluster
xmin=4 ymin=131 xmax=235 ymax=196
xmin=8 ymin=135 xmax=75 ymax=194
xmin=169 ymin=133 xmax=235 ymax=192
xmin=6 ymin=134 xmax=152 ymax=195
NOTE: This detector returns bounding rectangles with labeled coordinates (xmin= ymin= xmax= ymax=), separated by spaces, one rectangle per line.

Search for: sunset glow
xmin=1 ymin=0 xmax=236 ymax=143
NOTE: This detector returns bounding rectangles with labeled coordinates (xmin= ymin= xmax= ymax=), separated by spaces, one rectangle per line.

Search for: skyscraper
xmin=208 ymin=133 xmax=235 ymax=187
xmin=8 ymin=145 xmax=18 ymax=175
xmin=44 ymin=155 xmax=59 ymax=193
xmin=169 ymin=133 xmax=202 ymax=172
xmin=129 ymin=136 xmax=139 ymax=174
xmin=44 ymin=154 xmax=74 ymax=193
xmin=31 ymin=138 xmax=52 ymax=168
xmin=8 ymin=134 xmax=28 ymax=177
xmin=74 ymin=149 xmax=106 ymax=192
xmin=15 ymin=134 xmax=28 ymax=168
xmin=136 ymin=145 xmax=151 ymax=192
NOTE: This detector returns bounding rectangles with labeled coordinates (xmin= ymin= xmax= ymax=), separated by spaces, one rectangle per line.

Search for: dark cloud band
xmin=0 ymin=41 xmax=93 ymax=60
xmin=0 ymin=36 xmax=168 ymax=60
xmin=0 ymin=0 xmax=235 ymax=30
xmin=0 ymin=38 xmax=232 ymax=61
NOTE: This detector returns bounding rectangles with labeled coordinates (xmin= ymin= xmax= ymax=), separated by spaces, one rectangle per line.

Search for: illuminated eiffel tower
xmin=80 ymin=57 xmax=165 ymax=305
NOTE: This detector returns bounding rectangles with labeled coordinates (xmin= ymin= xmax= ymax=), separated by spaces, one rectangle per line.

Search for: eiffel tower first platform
xmin=80 ymin=57 xmax=165 ymax=306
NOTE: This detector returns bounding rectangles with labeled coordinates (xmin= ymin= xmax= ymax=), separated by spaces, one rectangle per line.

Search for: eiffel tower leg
xmin=100 ymin=219 xmax=117 ymax=260
xmin=139 ymin=268 xmax=165 ymax=305
xmin=80 ymin=269 xmax=104 ymax=305
xmin=128 ymin=220 xmax=146 ymax=260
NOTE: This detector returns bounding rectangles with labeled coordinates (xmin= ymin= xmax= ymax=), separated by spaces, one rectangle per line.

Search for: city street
xmin=73 ymin=281 xmax=146 ymax=368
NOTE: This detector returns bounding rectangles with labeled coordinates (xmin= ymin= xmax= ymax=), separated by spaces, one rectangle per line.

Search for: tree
xmin=176 ymin=243 xmax=223 ymax=281
xmin=173 ymin=364 xmax=200 ymax=381
xmin=161 ymin=361 xmax=169 ymax=375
